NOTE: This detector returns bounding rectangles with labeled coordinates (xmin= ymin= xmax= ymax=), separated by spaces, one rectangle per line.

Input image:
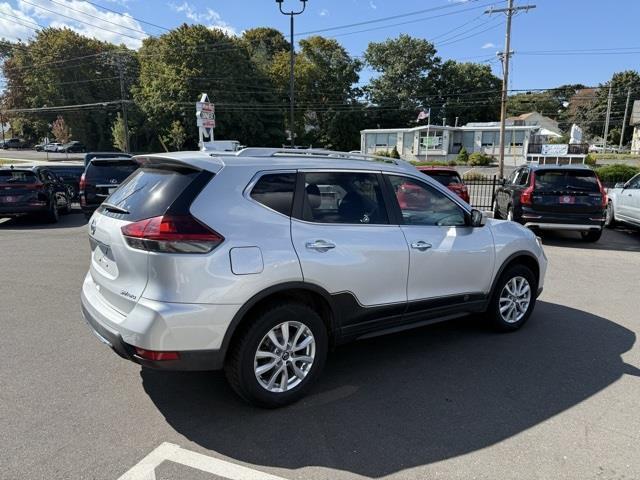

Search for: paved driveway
xmin=0 ymin=213 xmax=638 ymax=480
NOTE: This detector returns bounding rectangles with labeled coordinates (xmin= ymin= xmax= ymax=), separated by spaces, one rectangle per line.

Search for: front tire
xmin=486 ymin=264 xmax=537 ymax=331
xmin=225 ymin=302 xmax=328 ymax=408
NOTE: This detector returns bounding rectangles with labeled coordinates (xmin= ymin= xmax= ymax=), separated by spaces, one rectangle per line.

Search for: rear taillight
xmin=520 ymin=171 xmax=535 ymax=206
xmin=23 ymin=183 xmax=44 ymax=190
xmin=596 ymin=176 xmax=607 ymax=207
xmin=134 ymin=347 xmax=180 ymax=361
xmin=121 ymin=215 xmax=224 ymax=254
xmin=79 ymin=173 xmax=86 ymax=192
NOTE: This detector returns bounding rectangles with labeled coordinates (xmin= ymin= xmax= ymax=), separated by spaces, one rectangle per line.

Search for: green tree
xmin=111 ymin=113 xmax=127 ymax=151
xmin=134 ymin=24 xmax=285 ymax=148
xmin=430 ymin=60 xmax=501 ymax=125
xmin=161 ymin=120 xmax=187 ymax=151
xmin=507 ymin=84 xmax=585 ymax=132
xmin=269 ymin=35 xmax=362 ymax=148
xmin=574 ymin=71 xmax=640 ymax=142
xmin=0 ymin=28 xmax=136 ymax=149
xmin=242 ymin=28 xmax=289 ymax=72
xmin=364 ymin=35 xmax=440 ymax=127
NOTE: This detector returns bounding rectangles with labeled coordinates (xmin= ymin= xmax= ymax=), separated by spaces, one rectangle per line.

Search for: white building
xmin=360 ymin=112 xmax=568 ymax=166
xmin=630 ymin=100 xmax=640 ymax=154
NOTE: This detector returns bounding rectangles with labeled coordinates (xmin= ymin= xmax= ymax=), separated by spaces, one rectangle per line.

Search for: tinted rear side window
xmin=250 ymin=173 xmax=296 ymax=216
xmin=86 ymin=161 xmax=138 ymax=183
xmin=535 ymin=170 xmax=598 ymax=192
xmin=104 ymin=168 xmax=199 ymax=221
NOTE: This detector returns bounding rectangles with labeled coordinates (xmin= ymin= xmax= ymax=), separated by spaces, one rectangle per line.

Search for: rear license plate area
xmin=559 ymin=195 xmax=575 ymax=204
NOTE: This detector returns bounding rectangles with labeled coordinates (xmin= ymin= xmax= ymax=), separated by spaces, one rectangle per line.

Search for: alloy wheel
xmin=499 ymin=276 xmax=531 ymax=324
xmin=254 ymin=321 xmax=316 ymax=393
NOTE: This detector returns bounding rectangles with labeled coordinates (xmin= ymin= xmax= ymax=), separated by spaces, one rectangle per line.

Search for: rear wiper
xmin=102 ymin=202 xmax=130 ymax=214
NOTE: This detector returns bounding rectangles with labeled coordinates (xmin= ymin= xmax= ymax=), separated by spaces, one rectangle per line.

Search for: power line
xmin=46 ymin=0 xmax=149 ymax=36
xmin=80 ymin=0 xmax=171 ymax=32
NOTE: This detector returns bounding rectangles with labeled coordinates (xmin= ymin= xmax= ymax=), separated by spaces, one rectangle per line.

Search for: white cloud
xmin=481 ymin=42 xmax=495 ymax=49
xmin=0 ymin=2 xmax=38 ymax=42
xmin=16 ymin=0 xmax=147 ymax=49
xmin=169 ymin=1 xmax=237 ymax=36
xmin=319 ymin=8 xmax=329 ymax=16
xmin=369 ymin=0 xmax=377 ymax=9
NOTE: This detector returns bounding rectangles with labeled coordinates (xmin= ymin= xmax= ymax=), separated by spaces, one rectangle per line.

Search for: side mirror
xmin=470 ymin=209 xmax=486 ymax=227
xmin=614 ymin=182 xmax=626 ymax=189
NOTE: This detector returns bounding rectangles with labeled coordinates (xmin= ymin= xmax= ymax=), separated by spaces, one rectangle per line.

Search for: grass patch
xmin=0 ymin=158 xmax=27 ymax=165
xmin=592 ymin=153 xmax=640 ymax=161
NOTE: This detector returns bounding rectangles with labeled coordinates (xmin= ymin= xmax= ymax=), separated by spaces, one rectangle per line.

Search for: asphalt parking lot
xmin=1 ymin=211 xmax=639 ymax=480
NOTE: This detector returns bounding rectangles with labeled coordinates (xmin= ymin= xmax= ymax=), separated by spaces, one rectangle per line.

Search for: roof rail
xmin=223 ymin=147 xmax=413 ymax=166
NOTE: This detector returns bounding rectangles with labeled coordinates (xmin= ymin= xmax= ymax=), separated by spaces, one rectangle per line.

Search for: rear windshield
xmin=103 ymin=167 xmax=199 ymax=221
xmin=535 ymin=170 xmax=599 ymax=192
xmin=0 ymin=171 xmax=37 ymax=184
xmin=86 ymin=161 xmax=138 ymax=183
xmin=424 ymin=171 xmax=462 ymax=186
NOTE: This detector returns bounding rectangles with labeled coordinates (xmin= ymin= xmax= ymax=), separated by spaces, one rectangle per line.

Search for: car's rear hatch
xmin=84 ymin=159 xmax=139 ymax=206
xmin=531 ymin=169 xmax=604 ymax=214
xmin=0 ymin=170 xmax=40 ymax=206
xmin=87 ymin=160 xmax=212 ymax=315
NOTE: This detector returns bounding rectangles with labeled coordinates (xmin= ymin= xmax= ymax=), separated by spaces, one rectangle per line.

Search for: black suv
xmin=0 ymin=166 xmax=71 ymax=222
xmin=493 ymin=164 xmax=607 ymax=242
xmin=80 ymin=157 xmax=138 ymax=218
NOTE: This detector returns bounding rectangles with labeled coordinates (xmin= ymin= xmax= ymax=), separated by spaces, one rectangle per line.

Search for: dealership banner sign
xmin=541 ymin=144 xmax=569 ymax=155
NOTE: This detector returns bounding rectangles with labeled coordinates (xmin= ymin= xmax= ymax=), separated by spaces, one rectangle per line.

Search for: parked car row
xmin=35 ymin=141 xmax=87 ymax=153
xmin=0 ymin=152 xmax=134 ymax=223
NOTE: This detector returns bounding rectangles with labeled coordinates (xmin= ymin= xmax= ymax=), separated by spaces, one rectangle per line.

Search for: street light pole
xmin=277 ymin=0 xmax=307 ymax=148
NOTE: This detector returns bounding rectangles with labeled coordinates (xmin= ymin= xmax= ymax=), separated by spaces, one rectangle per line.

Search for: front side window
xmin=250 ymin=173 xmax=296 ymax=216
xmin=388 ymin=175 xmax=467 ymax=227
xmin=626 ymin=174 xmax=640 ymax=189
xmin=302 ymin=171 xmax=388 ymax=224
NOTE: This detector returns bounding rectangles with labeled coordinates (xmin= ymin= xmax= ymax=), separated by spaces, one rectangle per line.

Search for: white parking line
xmin=118 ymin=442 xmax=288 ymax=480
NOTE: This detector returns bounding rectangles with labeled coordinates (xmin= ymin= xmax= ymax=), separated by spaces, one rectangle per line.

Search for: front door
xmin=618 ymin=174 xmax=640 ymax=223
xmin=290 ymin=170 xmax=409 ymax=316
xmin=385 ymin=174 xmax=495 ymax=306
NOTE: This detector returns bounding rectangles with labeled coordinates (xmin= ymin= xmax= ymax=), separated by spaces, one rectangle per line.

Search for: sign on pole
xmin=197 ymin=93 xmax=216 ymax=151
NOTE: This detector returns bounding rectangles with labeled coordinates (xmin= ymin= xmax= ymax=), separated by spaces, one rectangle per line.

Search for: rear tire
xmin=485 ymin=264 xmax=537 ymax=332
xmin=581 ymin=229 xmax=602 ymax=242
xmin=224 ymin=302 xmax=328 ymax=408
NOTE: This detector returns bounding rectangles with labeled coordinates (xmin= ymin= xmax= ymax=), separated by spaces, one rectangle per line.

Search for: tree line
xmin=1 ymin=26 xmax=639 ymax=152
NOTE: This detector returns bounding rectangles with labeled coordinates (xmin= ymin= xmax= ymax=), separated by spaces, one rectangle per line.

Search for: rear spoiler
xmin=90 ymin=157 xmax=137 ymax=166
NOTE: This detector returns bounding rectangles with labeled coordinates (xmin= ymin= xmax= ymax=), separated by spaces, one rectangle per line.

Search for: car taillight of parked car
xmin=519 ymin=172 xmax=535 ymax=206
xmin=79 ymin=173 xmax=87 ymax=206
xmin=596 ymin=176 xmax=608 ymax=207
xmin=121 ymin=215 xmax=224 ymax=254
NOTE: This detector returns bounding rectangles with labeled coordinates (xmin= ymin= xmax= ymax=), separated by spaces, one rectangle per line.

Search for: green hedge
xmin=594 ymin=164 xmax=639 ymax=183
xmin=468 ymin=152 xmax=493 ymax=166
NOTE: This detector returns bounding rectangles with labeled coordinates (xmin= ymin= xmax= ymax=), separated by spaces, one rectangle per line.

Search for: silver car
xmin=606 ymin=173 xmax=640 ymax=229
xmin=81 ymin=149 xmax=547 ymax=407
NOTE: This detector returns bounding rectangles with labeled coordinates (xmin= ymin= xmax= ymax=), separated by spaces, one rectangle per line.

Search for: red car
xmin=417 ymin=166 xmax=470 ymax=203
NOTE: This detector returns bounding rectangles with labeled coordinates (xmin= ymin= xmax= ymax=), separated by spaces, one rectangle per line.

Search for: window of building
xmin=250 ymin=173 xmax=296 ymax=216
xmin=419 ymin=130 xmax=444 ymax=150
xmin=481 ymin=131 xmax=497 ymax=147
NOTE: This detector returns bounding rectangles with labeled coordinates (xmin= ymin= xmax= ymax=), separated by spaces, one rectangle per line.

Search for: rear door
xmin=88 ymin=166 xmax=200 ymax=314
xmin=290 ymin=170 xmax=409 ymax=313
xmin=532 ymin=169 xmax=603 ymax=215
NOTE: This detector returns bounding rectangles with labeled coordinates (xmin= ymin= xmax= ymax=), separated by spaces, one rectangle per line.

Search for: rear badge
xmin=120 ymin=290 xmax=137 ymax=301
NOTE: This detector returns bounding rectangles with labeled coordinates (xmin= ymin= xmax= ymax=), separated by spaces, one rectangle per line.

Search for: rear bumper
xmin=80 ymin=272 xmax=241 ymax=371
xmin=0 ymin=204 xmax=48 ymax=216
xmin=520 ymin=209 xmax=604 ymax=231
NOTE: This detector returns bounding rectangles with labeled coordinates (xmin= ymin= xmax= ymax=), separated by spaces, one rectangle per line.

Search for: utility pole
xmin=619 ymin=87 xmax=632 ymax=150
xmin=276 ymin=0 xmax=307 ymax=148
xmin=485 ymin=0 xmax=536 ymax=179
xmin=603 ymin=83 xmax=613 ymax=152
xmin=117 ymin=53 xmax=131 ymax=153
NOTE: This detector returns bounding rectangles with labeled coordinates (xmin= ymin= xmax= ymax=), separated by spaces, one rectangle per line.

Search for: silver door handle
xmin=306 ymin=240 xmax=336 ymax=252
xmin=410 ymin=241 xmax=432 ymax=251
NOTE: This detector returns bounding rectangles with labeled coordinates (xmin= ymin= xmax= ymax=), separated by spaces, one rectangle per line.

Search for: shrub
xmin=456 ymin=147 xmax=469 ymax=164
xmin=463 ymin=171 xmax=490 ymax=181
xmin=468 ymin=152 xmax=493 ymax=166
xmin=390 ymin=146 xmax=400 ymax=159
xmin=595 ymin=164 xmax=640 ymax=183
xmin=584 ymin=153 xmax=596 ymax=166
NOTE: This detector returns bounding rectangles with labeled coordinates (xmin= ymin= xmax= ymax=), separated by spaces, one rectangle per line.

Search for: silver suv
xmin=81 ymin=149 xmax=547 ymax=407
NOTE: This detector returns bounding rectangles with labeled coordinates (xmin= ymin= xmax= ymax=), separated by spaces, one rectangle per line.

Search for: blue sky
xmin=1 ymin=0 xmax=639 ymax=90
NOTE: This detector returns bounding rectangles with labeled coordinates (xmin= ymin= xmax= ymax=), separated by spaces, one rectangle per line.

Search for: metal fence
xmin=465 ymin=176 xmax=503 ymax=210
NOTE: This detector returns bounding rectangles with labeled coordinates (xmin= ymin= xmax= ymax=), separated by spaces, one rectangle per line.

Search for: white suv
xmin=81 ymin=149 xmax=547 ymax=407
